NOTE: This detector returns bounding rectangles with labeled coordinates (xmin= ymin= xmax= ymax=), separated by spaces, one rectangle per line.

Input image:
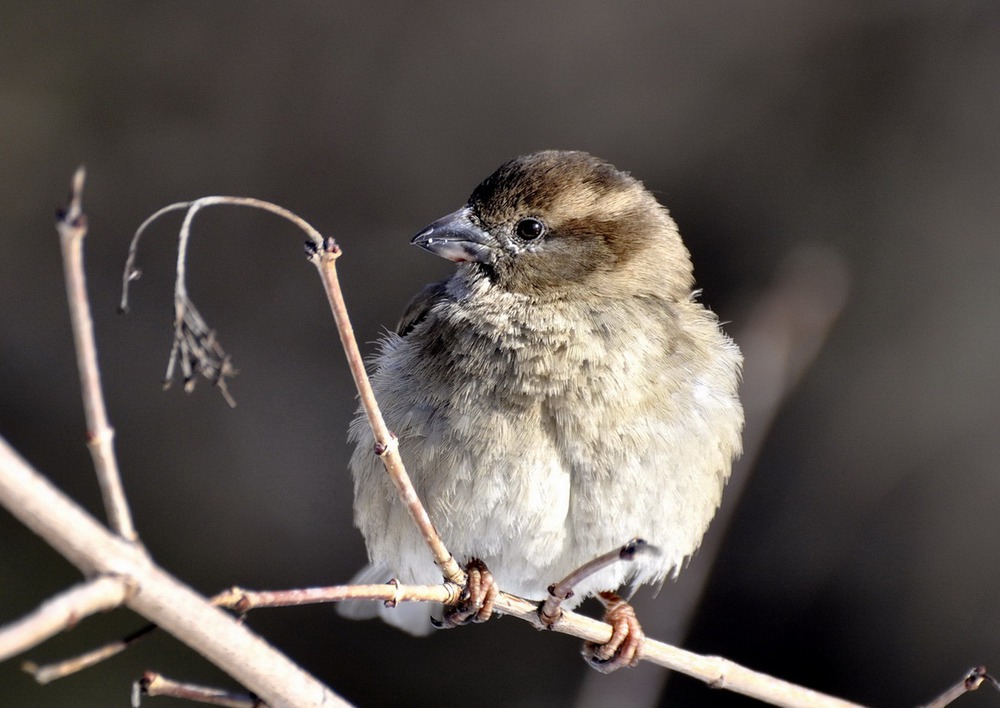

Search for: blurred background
xmin=1 ymin=2 xmax=998 ymax=706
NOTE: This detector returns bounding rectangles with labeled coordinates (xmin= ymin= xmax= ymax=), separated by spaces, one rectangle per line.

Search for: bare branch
xmin=540 ymin=538 xmax=648 ymax=625
xmin=920 ymin=666 xmax=1000 ymax=708
xmin=0 ymin=576 xmax=130 ymax=663
xmin=218 ymin=579 xmax=862 ymax=706
xmin=0 ymin=435 xmax=345 ymax=707
xmin=24 ymin=623 xmax=156 ymax=684
xmin=187 ymin=577 xmax=852 ymax=706
xmin=213 ymin=583 xmax=461 ymax=612
xmin=57 ymin=166 xmax=137 ymax=540
xmin=308 ymin=239 xmax=466 ymax=585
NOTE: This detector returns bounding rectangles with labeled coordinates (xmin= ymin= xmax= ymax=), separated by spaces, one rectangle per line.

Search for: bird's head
xmin=411 ymin=151 xmax=694 ymax=299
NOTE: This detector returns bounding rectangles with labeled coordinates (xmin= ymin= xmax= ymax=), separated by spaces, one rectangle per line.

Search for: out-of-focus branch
xmin=0 ymin=576 xmax=130 ymax=663
xmin=0 ymin=435 xmax=343 ymax=707
xmin=920 ymin=666 xmax=1000 ymax=708
xmin=23 ymin=623 xmax=157 ymax=685
xmin=57 ymin=166 xmax=137 ymax=540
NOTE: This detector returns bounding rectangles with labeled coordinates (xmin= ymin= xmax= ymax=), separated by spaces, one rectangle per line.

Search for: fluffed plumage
xmin=341 ymin=150 xmax=743 ymax=638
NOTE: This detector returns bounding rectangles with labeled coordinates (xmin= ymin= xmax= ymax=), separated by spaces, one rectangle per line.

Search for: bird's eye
xmin=515 ymin=217 xmax=545 ymax=241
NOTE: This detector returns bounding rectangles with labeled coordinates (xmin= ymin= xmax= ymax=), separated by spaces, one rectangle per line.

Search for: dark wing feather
xmin=396 ymin=280 xmax=448 ymax=336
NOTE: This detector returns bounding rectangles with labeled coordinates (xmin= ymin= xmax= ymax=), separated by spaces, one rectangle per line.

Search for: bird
xmin=340 ymin=150 xmax=743 ymax=671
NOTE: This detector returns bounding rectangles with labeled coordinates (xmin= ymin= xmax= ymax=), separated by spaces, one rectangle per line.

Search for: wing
xmin=395 ymin=279 xmax=449 ymax=336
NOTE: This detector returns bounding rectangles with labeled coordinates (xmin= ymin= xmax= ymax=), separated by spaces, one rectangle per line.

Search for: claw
xmin=440 ymin=559 xmax=498 ymax=628
xmin=581 ymin=592 xmax=645 ymax=673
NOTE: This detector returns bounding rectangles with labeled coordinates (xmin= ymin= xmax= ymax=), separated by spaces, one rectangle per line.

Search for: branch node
xmin=619 ymin=537 xmax=647 ymax=561
xmin=539 ymin=538 xmax=650 ymax=629
xmin=373 ymin=434 xmax=398 ymax=457
xmin=323 ymin=236 xmax=341 ymax=257
xmin=383 ymin=578 xmax=402 ymax=608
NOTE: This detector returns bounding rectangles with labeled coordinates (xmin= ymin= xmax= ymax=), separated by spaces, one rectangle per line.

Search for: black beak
xmin=411 ymin=207 xmax=495 ymax=263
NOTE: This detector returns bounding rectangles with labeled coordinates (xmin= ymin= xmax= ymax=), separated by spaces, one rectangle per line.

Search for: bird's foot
xmin=439 ymin=558 xmax=497 ymax=628
xmin=581 ymin=591 xmax=645 ymax=673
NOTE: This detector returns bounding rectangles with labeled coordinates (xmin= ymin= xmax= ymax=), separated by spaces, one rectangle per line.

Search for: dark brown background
xmin=2 ymin=3 xmax=998 ymax=706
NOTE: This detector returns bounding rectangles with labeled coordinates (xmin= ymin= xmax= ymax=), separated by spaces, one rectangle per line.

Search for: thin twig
xmin=0 ymin=576 xmax=131 ymax=663
xmin=57 ymin=166 xmax=137 ymax=540
xmin=119 ymin=197 xmax=463 ymax=582
xmin=180 ymin=580 xmax=863 ymax=706
xmin=24 ymin=623 xmax=156 ymax=685
xmin=217 ymin=581 xmax=858 ymax=706
xmin=136 ymin=672 xmax=263 ymax=707
xmin=307 ymin=238 xmax=466 ymax=585
xmin=213 ymin=583 xmax=461 ymax=613
xmin=496 ymin=592 xmax=862 ymax=707
xmin=209 ymin=579 xmax=858 ymax=705
xmin=920 ymin=666 xmax=1000 ymax=708
xmin=120 ymin=197 xmax=324 ymax=313
xmin=24 ymin=579 xmax=458 ymax=685
xmin=17 ymin=581 xmax=461 ymax=684
xmin=540 ymin=538 xmax=648 ymax=625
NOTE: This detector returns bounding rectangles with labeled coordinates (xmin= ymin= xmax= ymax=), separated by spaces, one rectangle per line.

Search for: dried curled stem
xmin=120 ymin=197 xmax=325 ymax=406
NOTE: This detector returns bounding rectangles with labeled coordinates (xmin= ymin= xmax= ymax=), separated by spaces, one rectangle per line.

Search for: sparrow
xmin=340 ymin=150 xmax=743 ymax=671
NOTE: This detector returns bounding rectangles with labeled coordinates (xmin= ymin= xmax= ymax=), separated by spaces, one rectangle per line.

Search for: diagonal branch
xmin=308 ymin=238 xmax=466 ymax=585
xmin=0 ymin=576 xmax=131 ymax=664
xmin=0 ymin=434 xmax=343 ymax=707
xmin=540 ymin=538 xmax=649 ymax=625
xmin=23 ymin=623 xmax=157 ymax=685
xmin=920 ymin=666 xmax=1000 ymax=708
